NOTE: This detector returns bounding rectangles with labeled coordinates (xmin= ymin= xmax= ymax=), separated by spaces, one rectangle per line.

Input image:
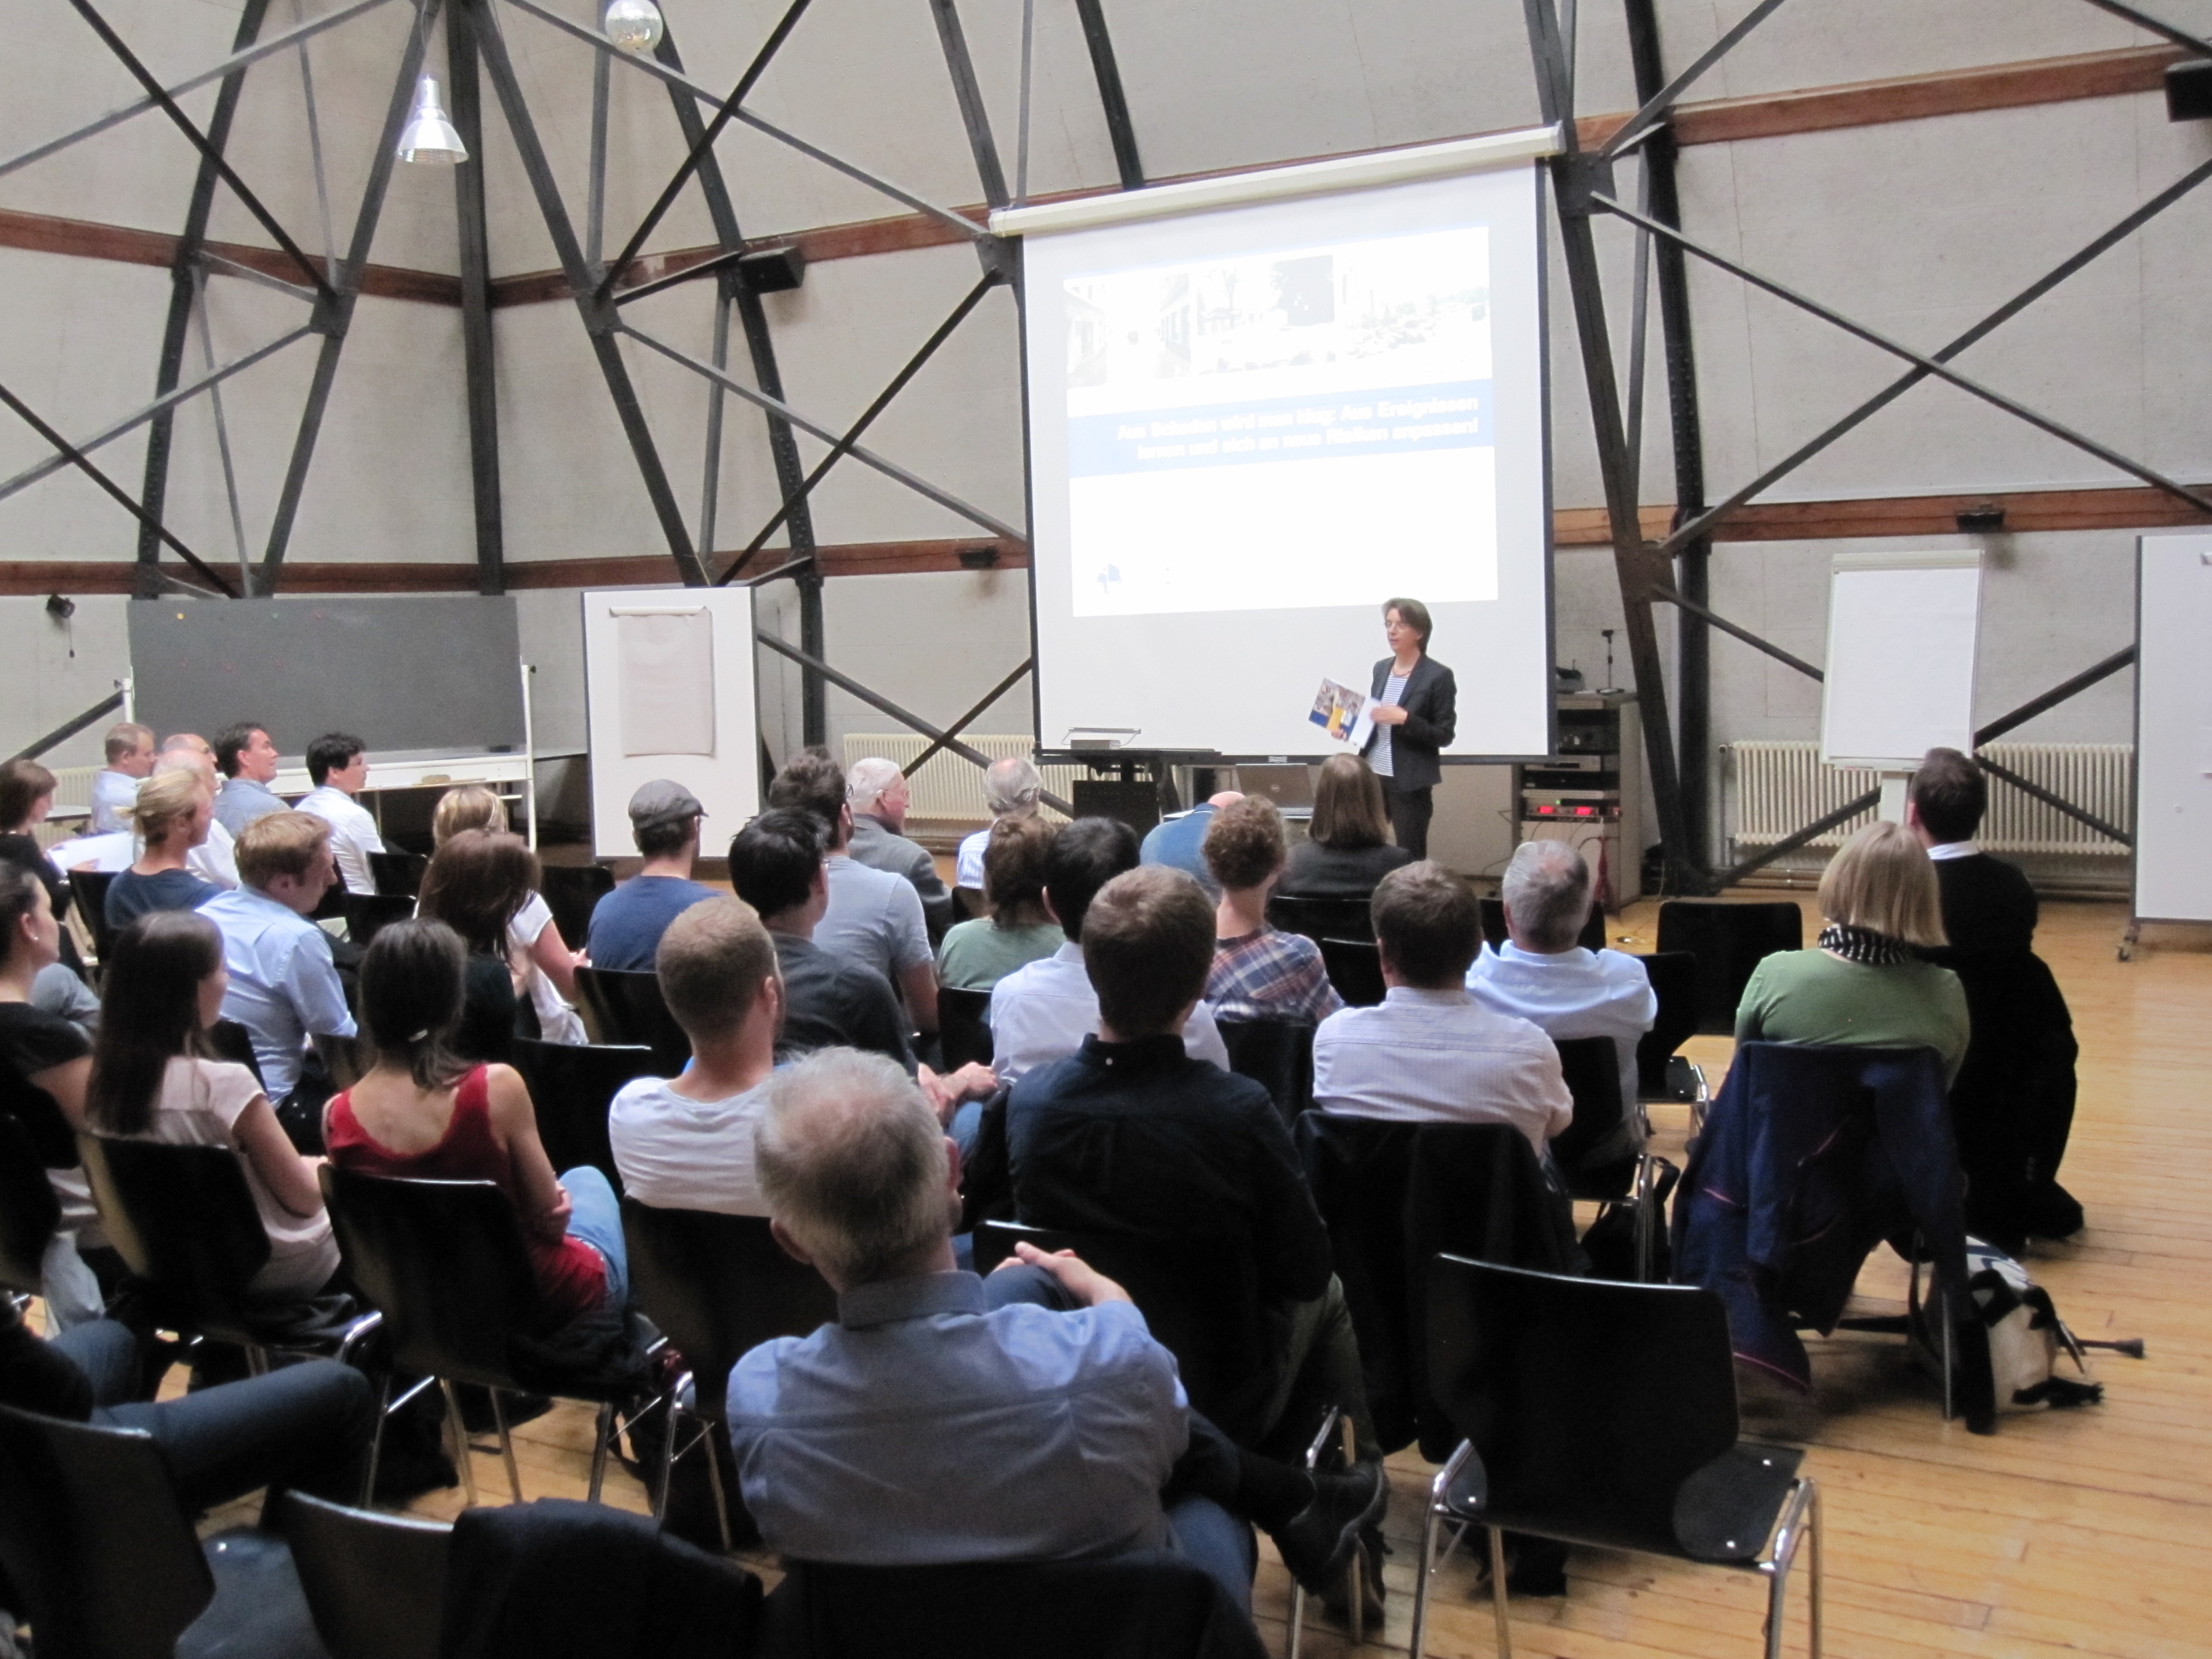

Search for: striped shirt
xmin=1207 ymin=927 xmax=1343 ymax=1025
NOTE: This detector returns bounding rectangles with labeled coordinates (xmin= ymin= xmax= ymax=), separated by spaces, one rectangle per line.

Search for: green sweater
xmin=935 ymin=920 xmax=1066 ymax=992
xmin=1734 ymin=948 xmax=1970 ymax=1086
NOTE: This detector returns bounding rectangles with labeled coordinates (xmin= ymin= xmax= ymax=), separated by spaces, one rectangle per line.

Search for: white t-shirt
xmin=1369 ymin=670 xmax=1412 ymax=779
xmin=509 ymin=892 xmax=586 ymax=1046
xmin=136 ymin=1056 xmax=340 ymax=1298
xmin=296 ymin=785 xmax=386 ymax=897
xmin=609 ymin=1073 xmax=773 ymax=1215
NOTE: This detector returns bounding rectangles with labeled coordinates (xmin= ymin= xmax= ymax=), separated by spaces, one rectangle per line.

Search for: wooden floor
xmin=203 ymin=895 xmax=2212 ymax=1656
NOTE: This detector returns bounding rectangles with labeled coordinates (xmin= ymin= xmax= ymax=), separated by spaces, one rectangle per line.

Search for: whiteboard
xmin=2135 ymin=533 xmax=2212 ymax=923
xmin=581 ymin=588 xmax=760 ymax=859
xmin=1822 ymin=554 xmax=1982 ymax=771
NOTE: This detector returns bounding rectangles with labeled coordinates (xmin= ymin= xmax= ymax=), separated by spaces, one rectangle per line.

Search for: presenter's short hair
xmin=729 ymin=808 xmax=825 ymax=921
xmin=1819 ymin=821 xmax=1946 ymax=948
xmin=1309 ymin=755 xmax=1389 ymax=851
xmin=1203 ymin=795 xmax=1287 ymax=892
xmin=1908 ymin=747 xmax=1986 ymax=844
xmin=1372 ymin=861 xmax=1479 ymax=987
xmin=1383 ymin=596 xmax=1433 ymax=647
xmin=1042 ymin=817 xmax=1139 ymax=943
xmin=1081 ymin=867 xmax=1215 ymax=1038
xmin=658 ymin=897 xmax=779 ymax=1042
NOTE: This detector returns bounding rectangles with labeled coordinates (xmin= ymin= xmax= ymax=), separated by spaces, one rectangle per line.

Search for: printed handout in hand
xmin=1311 ymin=678 xmax=1374 ymax=750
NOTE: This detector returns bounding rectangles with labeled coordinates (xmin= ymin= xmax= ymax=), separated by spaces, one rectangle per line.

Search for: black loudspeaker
xmin=1070 ymin=779 xmax=1164 ymax=836
xmin=2167 ymin=59 xmax=2212 ymax=123
xmin=737 ymin=245 xmax=807 ymax=293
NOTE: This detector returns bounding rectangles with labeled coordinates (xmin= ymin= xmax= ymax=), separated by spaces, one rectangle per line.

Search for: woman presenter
xmin=1360 ymin=597 xmax=1458 ymax=860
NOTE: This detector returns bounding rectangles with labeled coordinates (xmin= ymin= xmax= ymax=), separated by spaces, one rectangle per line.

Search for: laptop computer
xmin=1235 ymin=764 xmax=1317 ymax=811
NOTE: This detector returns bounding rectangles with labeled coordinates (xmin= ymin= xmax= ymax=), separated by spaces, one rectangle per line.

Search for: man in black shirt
xmin=1908 ymin=748 xmax=2082 ymax=1246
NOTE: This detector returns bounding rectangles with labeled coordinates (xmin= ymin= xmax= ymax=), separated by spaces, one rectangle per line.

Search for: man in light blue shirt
xmin=726 ymin=1050 xmax=1380 ymax=1612
xmin=212 ymin=722 xmax=288 ymax=838
xmin=1139 ymin=792 xmax=1240 ymax=900
xmin=200 ymin=811 xmax=355 ymax=1105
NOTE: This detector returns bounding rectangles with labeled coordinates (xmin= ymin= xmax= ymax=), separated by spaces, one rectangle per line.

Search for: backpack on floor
xmin=1919 ymin=1238 xmax=2103 ymax=1414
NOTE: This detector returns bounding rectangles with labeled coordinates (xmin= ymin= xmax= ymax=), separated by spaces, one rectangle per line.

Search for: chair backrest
xmin=78 ymin=1134 xmax=273 ymax=1345
xmin=319 ymin=1164 xmax=543 ymax=1388
xmin=937 ymin=985 xmax=995 ymax=1070
xmin=308 ymin=880 xmax=350 ymax=924
xmin=0 ymin=1112 xmax=62 ymax=1298
xmin=620 ymin=1200 xmax=837 ymax=1421
xmin=1548 ymin=1035 xmax=1632 ymax=1200
xmin=1479 ymin=896 xmax=1607 ymax=954
xmin=344 ymin=892 xmax=416 ymax=948
xmin=1654 ymin=901 xmax=1803 ymax=1034
xmin=972 ymin=1221 xmax=1271 ymax=1443
xmin=1266 ymin=891 xmax=1372 ymax=944
xmin=0 ymin=1400 xmax=214 ymax=1659
xmin=1425 ymin=1256 xmax=1740 ymax=1557
xmin=367 ymin=849 xmax=428 ymax=899
xmin=275 ymin=1491 xmax=449 ymax=1659
xmin=1633 ymin=950 xmax=1700 ymax=1096
xmin=1317 ymin=937 xmax=1386 ymax=1007
xmin=70 ymin=870 xmax=118 ymax=961
xmin=1216 ymin=1018 xmax=1315 ymax=1124
xmin=205 ymin=1018 xmax=267 ymax=1087
xmin=573 ymin=966 xmax=691 ymax=1072
xmin=539 ymin=863 xmax=616 ymax=953
xmin=510 ymin=1038 xmax=658 ymax=1192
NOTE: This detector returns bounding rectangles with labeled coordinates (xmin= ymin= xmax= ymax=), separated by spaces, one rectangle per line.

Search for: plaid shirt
xmin=1207 ymin=927 xmax=1344 ymax=1025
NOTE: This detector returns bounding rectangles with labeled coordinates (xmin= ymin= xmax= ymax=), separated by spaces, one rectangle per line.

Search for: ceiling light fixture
xmin=396 ymin=75 xmax=467 ymax=165
xmin=602 ymin=0 xmax=666 ymax=54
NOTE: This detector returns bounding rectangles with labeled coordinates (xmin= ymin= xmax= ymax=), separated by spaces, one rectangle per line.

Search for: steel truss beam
xmin=12 ymin=691 xmax=127 ymax=765
xmin=1072 ymin=0 xmax=1145 ymax=189
xmin=1602 ymin=0 xmax=1790 ymax=159
xmin=905 ymin=657 xmax=1036 ymax=778
xmin=2075 ymin=0 xmax=2212 ymax=56
xmin=930 ymin=0 xmax=1010 ymax=209
xmin=449 ymin=0 xmax=504 ymax=594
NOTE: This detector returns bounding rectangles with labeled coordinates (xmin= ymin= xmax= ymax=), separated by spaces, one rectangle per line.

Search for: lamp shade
xmin=397 ymin=75 xmax=467 ymax=165
xmin=602 ymin=0 xmax=665 ymax=54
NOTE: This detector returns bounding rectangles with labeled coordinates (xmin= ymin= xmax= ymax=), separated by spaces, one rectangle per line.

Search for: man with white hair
xmin=956 ymin=756 xmax=1043 ymax=895
xmin=155 ymin=736 xmax=241 ymax=890
xmin=1465 ymin=839 xmax=1655 ymax=1138
xmin=844 ymin=756 xmax=952 ymax=941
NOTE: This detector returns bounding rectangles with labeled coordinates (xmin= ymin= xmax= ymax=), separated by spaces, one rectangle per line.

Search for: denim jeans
xmin=559 ymin=1165 xmax=630 ymax=1310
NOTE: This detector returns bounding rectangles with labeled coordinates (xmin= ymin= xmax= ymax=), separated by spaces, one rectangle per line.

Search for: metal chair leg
xmin=360 ymin=1372 xmax=393 ymax=1509
xmin=1408 ymin=1499 xmax=1441 ymax=1659
xmin=586 ymin=1399 xmax=615 ymax=1503
xmin=440 ymin=1379 xmax=478 ymax=1507
xmin=1765 ymin=1561 xmax=1790 ymax=1659
xmin=1807 ymin=1482 xmax=1824 ymax=1659
xmin=700 ymin=1419 xmax=734 ymax=1554
xmin=1288 ymin=1579 xmax=1307 ymax=1659
xmin=489 ymin=1389 xmax=524 ymax=1503
xmin=1488 ymin=1525 xmax=1514 ymax=1658
xmin=655 ymin=1398 xmax=685 ymax=1520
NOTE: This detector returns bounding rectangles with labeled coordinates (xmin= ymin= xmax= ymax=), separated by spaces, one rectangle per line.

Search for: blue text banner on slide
xmin=1012 ymin=140 xmax=1556 ymax=760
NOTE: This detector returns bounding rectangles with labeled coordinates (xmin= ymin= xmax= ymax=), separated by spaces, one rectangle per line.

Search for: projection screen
xmin=1000 ymin=127 xmax=1559 ymax=760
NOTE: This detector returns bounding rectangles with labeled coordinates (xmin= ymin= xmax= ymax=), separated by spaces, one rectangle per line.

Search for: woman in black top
xmin=1279 ymin=755 xmax=1414 ymax=901
xmin=1359 ymin=597 xmax=1458 ymax=860
xmin=415 ymin=828 xmax=535 ymax=1063
xmin=0 ymin=758 xmax=90 ymax=991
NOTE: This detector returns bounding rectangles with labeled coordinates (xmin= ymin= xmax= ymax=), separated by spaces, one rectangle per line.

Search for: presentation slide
xmin=1020 ymin=157 xmax=1552 ymax=759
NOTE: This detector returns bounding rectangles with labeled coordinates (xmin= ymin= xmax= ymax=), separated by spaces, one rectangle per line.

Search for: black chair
xmin=319 ymin=1165 xmax=640 ymax=1509
xmin=538 ymin=863 xmax=615 ymax=955
xmin=1317 ymin=937 xmax=1385 ymax=1007
xmin=1478 ymin=896 xmax=1607 ymax=954
xmin=70 ymin=869 xmax=118 ymax=964
xmin=1409 ymin=1258 xmax=1822 ymax=1659
xmin=1656 ymin=900 xmax=1804 ymax=1034
xmin=367 ymin=849 xmax=428 ymax=899
xmin=274 ymin=1491 xmax=449 ymax=1659
xmin=0 ymin=1113 xmax=62 ymax=1299
xmin=620 ymin=1200 xmax=838 ymax=1546
xmin=1634 ymin=949 xmax=1705 ymax=1101
xmin=937 ymin=985 xmax=995 ymax=1070
xmin=1267 ymin=891 xmax=1373 ymax=943
xmin=308 ymin=881 xmax=349 ymax=924
xmin=343 ymin=892 xmax=415 ymax=947
xmin=1549 ymin=1036 xmax=1637 ymax=1202
xmin=973 ymin=1221 xmax=1273 ymax=1447
xmin=1217 ymin=1018 xmax=1315 ymax=1123
xmin=207 ymin=1018 xmax=268 ymax=1087
xmin=573 ymin=965 xmax=691 ymax=1072
xmin=510 ymin=1038 xmax=659 ymax=1193
xmin=0 ymin=1399 xmax=324 ymax=1659
xmin=78 ymin=1134 xmax=376 ymax=1369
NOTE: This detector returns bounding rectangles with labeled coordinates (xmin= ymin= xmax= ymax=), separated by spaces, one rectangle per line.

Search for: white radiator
xmin=1729 ymin=741 xmax=2131 ymax=857
xmin=840 ymin=735 xmax=1076 ymax=827
xmin=30 ymin=765 xmax=100 ymax=850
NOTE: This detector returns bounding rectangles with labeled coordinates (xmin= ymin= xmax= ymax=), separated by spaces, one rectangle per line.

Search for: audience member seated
xmin=769 ymin=749 xmax=937 ymax=1036
xmin=1908 ymin=747 xmax=2079 ymax=1245
xmin=989 ymin=819 xmax=1229 ymax=1085
xmin=586 ymin=780 xmax=716 ymax=972
xmin=1311 ymin=862 xmax=1572 ymax=1154
xmin=1736 ymin=821 xmax=1968 ymax=1084
xmin=87 ymin=911 xmax=340 ymax=1300
xmin=153 ymin=739 xmax=241 ymax=889
xmin=935 ymin=815 xmax=1065 ymax=991
xmin=418 ymin=829 xmax=541 ymax=1065
xmin=1008 ymin=867 xmax=1383 ymax=1475
xmin=89 ymin=720 xmax=156 ymax=834
xmin=201 ymin=812 xmax=357 ymax=1111
xmin=0 ymin=864 xmax=112 ymax=1327
xmin=1276 ymin=756 xmax=1413 ymax=901
xmin=297 ymin=733 xmax=386 ymax=898
xmin=106 ymin=768 xmax=222 ymax=930
xmin=1140 ymin=791 xmax=1241 ymax=899
xmin=212 ymin=721 xmax=288 ymax=837
xmin=956 ymin=756 xmax=1044 ymax=896
xmin=1467 ymin=839 xmax=1655 ymax=1141
xmin=0 ymin=759 xmax=97 ymax=1016
xmin=1204 ymin=796 xmax=1342 ymax=1025
xmin=0 ymin=1299 xmax=375 ymax=1511
xmin=727 ymin=1048 xmax=1384 ymax=1612
xmin=435 ymin=787 xmax=588 ymax=1045
xmin=609 ymin=898 xmax=779 ymax=1215
xmin=845 ymin=756 xmax=953 ymax=939
xmin=325 ymin=919 xmax=628 ymax=1330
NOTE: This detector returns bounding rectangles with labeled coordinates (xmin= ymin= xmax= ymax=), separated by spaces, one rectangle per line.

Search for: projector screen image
xmin=1023 ymin=161 xmax=1552 ymax=759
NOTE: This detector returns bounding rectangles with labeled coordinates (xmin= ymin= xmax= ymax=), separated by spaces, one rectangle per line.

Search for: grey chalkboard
xmin=127 ymin=596 xmax=526 ymax=757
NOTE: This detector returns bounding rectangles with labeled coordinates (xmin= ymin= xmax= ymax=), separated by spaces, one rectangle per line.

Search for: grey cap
xmin=628 ymin=779 xmax=705 ymax=833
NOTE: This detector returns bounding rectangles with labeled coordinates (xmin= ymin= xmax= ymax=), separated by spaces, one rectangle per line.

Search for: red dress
xmin=325 ymin=1065 xmax=606 ymax=1326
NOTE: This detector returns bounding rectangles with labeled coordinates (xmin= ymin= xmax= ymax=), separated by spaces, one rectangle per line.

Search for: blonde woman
xmin=432 ymin=786 xmax=586 ymax=1044
xmin=1735 ymin=821 xmax=1969 ymax=1082
xmin=105 ymin=768 xmax=220 ymax=931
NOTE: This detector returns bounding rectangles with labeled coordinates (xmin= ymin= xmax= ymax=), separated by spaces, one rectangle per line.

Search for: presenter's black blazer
xmin=1361 ymin=654 xmax=1458 ymax=792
